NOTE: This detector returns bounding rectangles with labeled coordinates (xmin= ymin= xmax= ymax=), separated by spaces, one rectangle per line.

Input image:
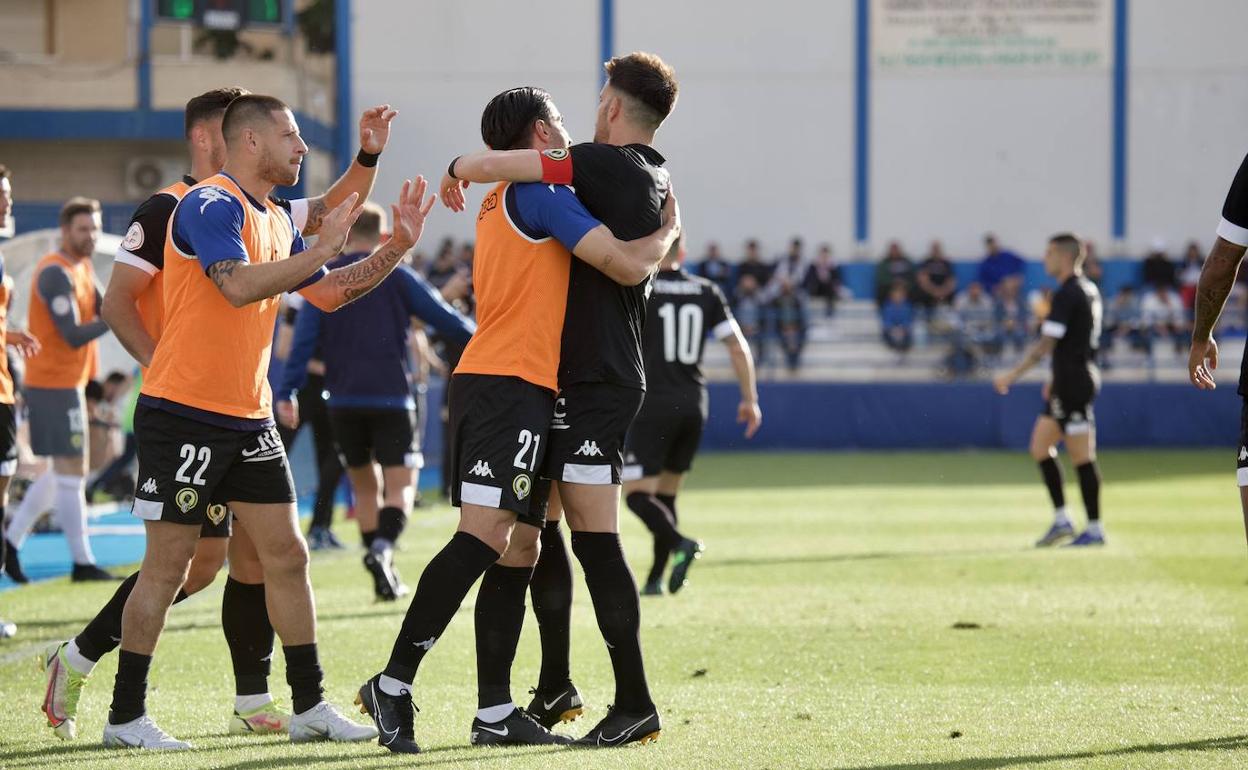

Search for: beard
xmin=258 ymin=149 xmax=298 ymax=187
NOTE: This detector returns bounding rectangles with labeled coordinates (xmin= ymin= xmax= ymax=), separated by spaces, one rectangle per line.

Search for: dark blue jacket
xmin=278 ymin=251 xmax=475 ymax=410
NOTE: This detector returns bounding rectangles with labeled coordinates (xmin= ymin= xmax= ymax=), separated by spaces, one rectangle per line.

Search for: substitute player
xmin=356 ymin=86 xmax=679 ymax=754
xmin=38 ymin=90 xmax=396 ymax=741
xmin=277 ymin=201 xmax=476 ymax=600
xmin=1188 ymin=150 xmax=1248 ymax=549
xmin=993 ymin=234 xmax=1105 ymax=547
xmin=3 ymin=198 xmax=116 ymax=582
xmin=623 ymin=233 xmax=761 ymax=596
xmin=0 ymin=164 xmax=42 ymax=639
xmin=101 ymin=94 xmax=430 ymax=750
xmin=441 ymin=52 xmax=680 ymax=746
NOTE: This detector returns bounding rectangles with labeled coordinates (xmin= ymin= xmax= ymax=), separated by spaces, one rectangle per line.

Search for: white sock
xmin=476 ymin=702 xmax=515 ymax=723
xmin=53 ymin=474 xmax=94 ymax=565
xmin=378 ymin=675 xmax=411 ymax=697
xmin=3 ymin=470 xmax=56 ymax=548
xmin=1086 ymin=520 xmax=1103 ymax=536
xmin=64 ymin=638 xmax=95 ymax=675
xmin=235 ymin=693 xmax=273 ymax=713
xmin=1053 ymin=506 xmax=1070 ymax=525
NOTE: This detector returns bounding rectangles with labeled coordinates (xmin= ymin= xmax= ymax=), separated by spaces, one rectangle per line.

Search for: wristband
xmin=448 ymin=156 xmax=461 ymax=180
xmin=356 ymin=148 xmax=380 ymax=168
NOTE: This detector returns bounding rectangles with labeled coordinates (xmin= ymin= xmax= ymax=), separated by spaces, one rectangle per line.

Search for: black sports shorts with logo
xmin=622 ymin=397 xmax=706 ymax=480
xmin=447 ymin=374 xmax=553 ymax=528
xmin=544 ymin=381 xmax=645 ymax=486
xmin=131 ymin=404 xmax=296 ymax=528
xmin=1041 ymin=379 xmax=1097 ymax=435
xmin=329 ymin=406 xmax=421 ymax=469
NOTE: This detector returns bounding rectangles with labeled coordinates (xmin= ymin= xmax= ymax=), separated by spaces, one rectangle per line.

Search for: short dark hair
xmin=104 ymin=370 xmax=128 ymax=385
xmin=85 ymin=380 xmax=104 ymax=402
xmin=351 ymin=201 xmax=385 ymax=243
xmin=604 ymin=52 xmax=678 ymax=130
xmin=184 ymin=87 xmax=249 ymax=138
xmin=480 ymin=87 xmax=556 ymax=151
xmin=1050 ymin=232 xmax=1085 ymax=269
xmin=221 ymin=94 xmax=291 ymax=144
xmin=59 ymin=197 xmax=101 ymax=227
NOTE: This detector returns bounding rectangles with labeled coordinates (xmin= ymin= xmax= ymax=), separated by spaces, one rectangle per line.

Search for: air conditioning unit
xmin=123 ymin=157 xmax=187 ymax=200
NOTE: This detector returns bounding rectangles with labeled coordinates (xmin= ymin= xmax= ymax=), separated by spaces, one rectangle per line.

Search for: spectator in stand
xmin=995 ymin=276 xmax=1029 ymax=352
xmin=1140 ymin=283 xmax=1187 ymax=354
xmin=948 ymin=281 xmax=1000 ymax=374
xmin=881 ymin=282 xmax=915 ymax=354
xmin=803 ymin=243 xmax=842 ymax=317
xmin=977 ymin=233 xmax=1025 ymax=296
xmin=773 ymin=276 xmax=808 ymax=371
xmin=767 ymin=237 xmax=808 ymax=300
xmin=1178 ymin=240 xmax=1203 ymax=312
xmin=736 ymin=239 xmax=774 ymax=300
xmin=696 ymin=241 xmax=735 ymax=299
xmin=874 ymin=240 xmax=915 ymax=307
xmin=1103 ymin=285 xmax=1145 ymax=361
xmin=1141 ymin=237 xmax=1177 ymax=291
xmin=734 ymin=273 xmax=766 ymax=365
xmin=915 ymin=240 xmax=957 ymax=318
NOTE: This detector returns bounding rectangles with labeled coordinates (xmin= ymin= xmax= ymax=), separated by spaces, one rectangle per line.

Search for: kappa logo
xmin=414 ymin=636 xmax=436 ymax=651
xmin=196 ymin=185 xmax=234 ymax=214
xmin=574 ymin=440 xmax=604 ymax=457
xmin=470 ymin=460 xmax=495 ymax=478
xmin=1240 ymin=446 xmax=1248 ymax=462
xmin=140 ymin=477 xmax=158 ymax=495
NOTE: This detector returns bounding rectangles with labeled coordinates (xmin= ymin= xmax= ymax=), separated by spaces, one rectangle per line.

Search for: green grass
xmin=2 ymin=450 xmax=1248 ymax=769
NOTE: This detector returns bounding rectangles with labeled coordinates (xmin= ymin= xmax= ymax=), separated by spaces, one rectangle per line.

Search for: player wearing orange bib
xmin=37 ymin=89 xmax=397 ymax=743
xmin=3 ymin=197 xmax=116 ymax=584
xmin=102 ymin=93 xmax=435 ymax=751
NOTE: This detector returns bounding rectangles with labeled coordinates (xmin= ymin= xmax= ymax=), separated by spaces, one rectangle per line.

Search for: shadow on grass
xmin=698 ymin=547 xmax=1017 ymax=571
xmin=838 ymin=733 xmax=1248 ymax=770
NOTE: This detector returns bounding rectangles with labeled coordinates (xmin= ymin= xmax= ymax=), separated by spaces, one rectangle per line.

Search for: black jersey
xmin=1043 ymin=275 xmax=1101 ymax=387
xmin=1215 ymin=152 xmax=1248 ymax=394
xmin=642 ymin=268 xmax=734 ymax=407
xmin=557 ymin=142 xmax=671 ymax=390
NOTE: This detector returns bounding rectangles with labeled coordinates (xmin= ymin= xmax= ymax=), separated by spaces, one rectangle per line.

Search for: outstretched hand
xmin=315 ymin=193 xmax=364 ymax=259
xmin=359 ymin=104 xmax=398 ymax=155
xmin=440 ymin=173 xmax=469 ymax=213
xmin=391 ymin=177 xmax=438 ymax=250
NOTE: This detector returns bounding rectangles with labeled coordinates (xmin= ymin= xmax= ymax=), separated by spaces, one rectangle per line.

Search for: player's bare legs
xmin=1030 ymin=416 xmax=1074 ymax=547
xmin=1063 ymin=425 xmax=1104 ymax=545
xmin=348 ymin=464 xmax=382 ymax=537
xmin=228 ymin=501 xmax=314 ymax=644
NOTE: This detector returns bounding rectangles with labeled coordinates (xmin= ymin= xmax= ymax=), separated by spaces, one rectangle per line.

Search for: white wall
xmin=351 ymin=0 xmax=1248 ymax=263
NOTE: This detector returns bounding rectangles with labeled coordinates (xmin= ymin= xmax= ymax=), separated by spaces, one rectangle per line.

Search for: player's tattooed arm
xmin=993 ymin=336 xmax=1056 ymax=395
xmin=1188 ymin=237 xmax=1247 ymax=389
xmin=300 ymin=177 xmax=436 ymax=311
xmin=297 ymin=105 xmax=396 ymax=235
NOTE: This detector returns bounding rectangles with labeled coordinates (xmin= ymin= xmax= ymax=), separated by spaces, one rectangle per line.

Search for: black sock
xmin=108 ymin=650 xmax=152 ymax=725
xmin=76 ymin=572 xmax=187 ymax=662
xmin=655 ymin=494 xmax=677 ymax=523
xmin=377 ymin=505 xmax=407 ymax=545
xmin=0 ymin=505 xmax=6 ymax=568
xmin=649 ymin=538 xmax=671 ymax=587
xmin=530 ymin=521 xmax=573 ymax=692
xmin=383 ymin=532 xmax=500 ymax=683
xmin=474 ymin=564 xmax=533 ymax=709
xmin=1038 ymin=457 xmax=1066 ymax=510
xmin=362 ymin=530 xmax=376 ymax=549
xmin=626 ymin=492 xmax=682 ymax=549
xmin=1076 ymin=461 xmax=1101 ymax=522
xmin=570 ymin=531 xmax=653 ymax=713
xmin=284 ymin=643 xmax=325 ymax=715
xmin=223 ymin=577 xmax=274 ymax=697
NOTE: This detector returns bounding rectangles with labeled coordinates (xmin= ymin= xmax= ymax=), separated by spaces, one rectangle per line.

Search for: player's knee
xmin=504 ymin=532 xmax=540 ymax=567
xmin=1029 ymin=444 xmax=1055 ymax=462
xmin=265 ymin=535 xmax=310 ymax=577
xmin=182 ymin=559 xmax=220 ymax=595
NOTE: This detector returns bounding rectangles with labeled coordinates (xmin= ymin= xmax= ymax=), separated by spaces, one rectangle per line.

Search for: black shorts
xmin=1041 ymin=386 xmax=1096 ymax=435
xmin=447 ymin=374 xmax=553 ymax=528
xmin=1237 ymin=400 xmax=1248 ymax=488
xmin=544 ymin=382 xmax=645 ymax=487
xmin=0 ymin=402 xmax=17 ymax=477
xmin=329 ymin=407 xmax=421 ymax=469
xmin=623 ymin=399 xmax=706 ymax=480
xmin=131 ymin=405 xmax=296 ymax=528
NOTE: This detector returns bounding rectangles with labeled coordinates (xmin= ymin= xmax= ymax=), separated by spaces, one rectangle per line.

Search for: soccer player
xmin=276 ymin=201 xmax=476 ymax=600
xmin=101 ymin=93 xmax=432 ymax=750
xmin=37 ymin=89 xmax=396 ymax=741
xmin=356 ymin=86 xmax=679 ymax=754
xmin=441 ymin=51 xmax=680 ymax=746
xmin=0 ymin=164 xmax=42 ymax=639
xmin=993 ymin=234 xmax=1105 ymax=547
xmin=2 ymin=197 xmax=117 ymax=583
xmin=623 ymin=232 xmax=761 ymax=596
xmin=1188 ymin=151 xmax=1248 ymax=547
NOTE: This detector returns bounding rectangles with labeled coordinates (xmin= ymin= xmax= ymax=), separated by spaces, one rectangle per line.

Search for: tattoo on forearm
xmin=303 ymin=198 xmax=327 ymax=236
xmin=208 ymin=260 xmax=242 ymax=292
xmin=333 ymin=242 xmax=406 ymax=305
xmin=1192 ymin=241 xmax=1246 ymax=340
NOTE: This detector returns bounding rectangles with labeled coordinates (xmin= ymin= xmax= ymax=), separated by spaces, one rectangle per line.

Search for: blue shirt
xmin=881 ymin=299 xmax=914 ymax=330
xmin=278 ymin=252 xmax=476 ymax=410
xmin=507 ymin=182 xmax=601 ymax=250
xmin=977 ymin=250 xmax=1025 ymax=293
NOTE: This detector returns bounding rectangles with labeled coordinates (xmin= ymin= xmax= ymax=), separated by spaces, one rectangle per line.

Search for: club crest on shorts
xmin=206 ymin=503 xmax=227 ymax=526
xmin=176 ymin=487 xmax=199 ymax=514
xmin=513 ymin=473 xmax=532 ymax=500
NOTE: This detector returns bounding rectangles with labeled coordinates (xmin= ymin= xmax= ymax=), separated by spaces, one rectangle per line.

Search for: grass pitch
xmin=1 ymin=449 xmax=1247 ymax=769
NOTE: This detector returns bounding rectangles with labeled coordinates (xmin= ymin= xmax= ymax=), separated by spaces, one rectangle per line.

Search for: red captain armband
xmin=539 ymin=148 xmax=574 ymax=185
